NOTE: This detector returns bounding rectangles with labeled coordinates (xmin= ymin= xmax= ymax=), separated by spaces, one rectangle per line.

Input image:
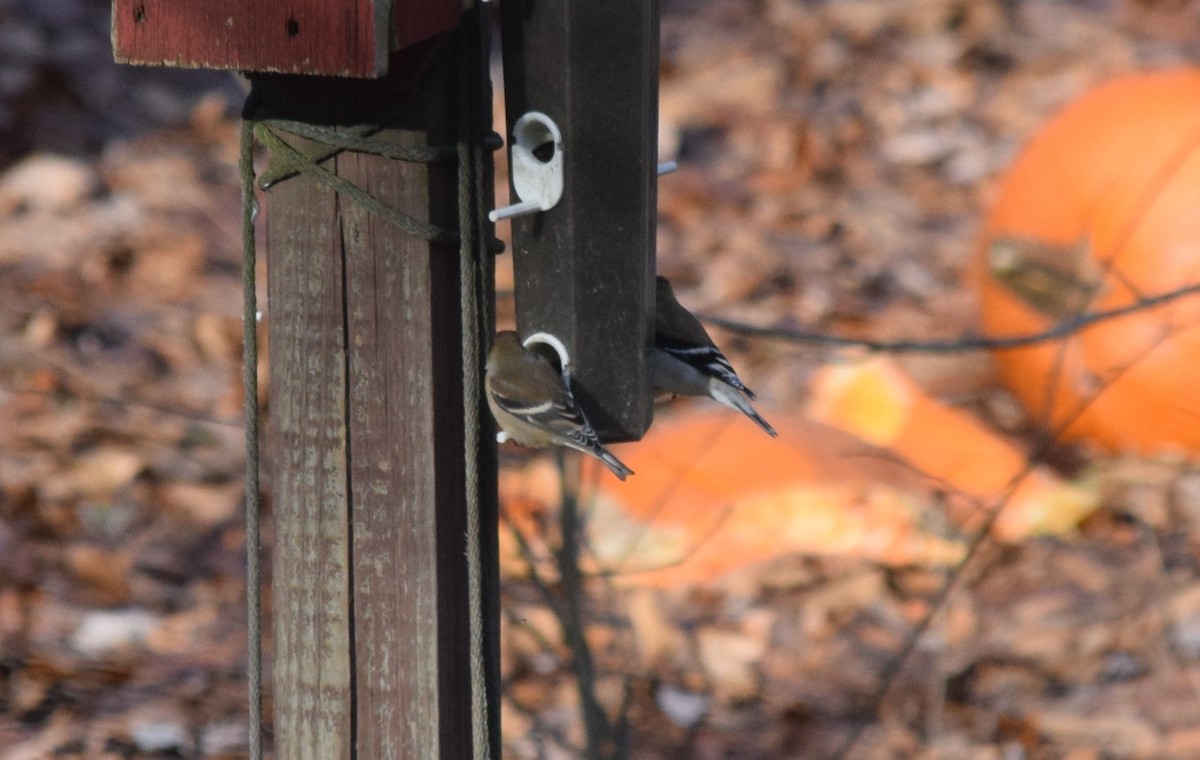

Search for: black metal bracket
xmin=498 ymin=0 xmax=660 ymax=442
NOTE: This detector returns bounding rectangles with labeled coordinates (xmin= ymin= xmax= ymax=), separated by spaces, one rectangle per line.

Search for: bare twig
xmin=555 ymin=449 xmax=614 ymax=759
xmin=831 ymin=313 xmax=1198 ymax=759
xmin=504 ymin=687 xmax=585 ymax=757
xmin=3 ymin=384 xmax=243 ymax=428
xmin=697 ymin=280 xmax=1200 ymax=353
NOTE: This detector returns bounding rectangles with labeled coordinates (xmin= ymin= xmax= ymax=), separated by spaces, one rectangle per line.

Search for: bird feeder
xmin=497 ymin=0 xmax=662 ymax=442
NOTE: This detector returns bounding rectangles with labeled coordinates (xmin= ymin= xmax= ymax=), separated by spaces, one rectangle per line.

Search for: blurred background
xmin=4 ymin=0 xmax=1200 ymax=758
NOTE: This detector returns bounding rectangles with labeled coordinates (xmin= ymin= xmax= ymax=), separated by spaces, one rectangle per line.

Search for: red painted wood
xmin=392 ymin=0 xmax=462 ymax=53
xmin=112 ymin=0 xmax=460 ymax=77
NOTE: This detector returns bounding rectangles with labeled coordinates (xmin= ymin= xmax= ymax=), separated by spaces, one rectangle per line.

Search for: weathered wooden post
xmin=113 ymin=2 xmax=499 ymax=759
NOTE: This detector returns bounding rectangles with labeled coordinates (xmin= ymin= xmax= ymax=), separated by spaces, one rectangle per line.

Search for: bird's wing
xmin=655 ymin=294 xmax=718 ymax=350
xmin=656 ymin=288 xmax=757 ymax=398
xmin=488 ymin=359 xmax=600 ymax=448
xmin=655 ymin=333 xmax=755 ymax=399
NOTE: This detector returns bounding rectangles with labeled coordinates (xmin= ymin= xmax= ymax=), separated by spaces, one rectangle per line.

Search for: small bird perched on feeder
xmin=486 ymin=330 xmax=635 ymax=480
xmin=649 ymin=276 xmax=778 ymax=437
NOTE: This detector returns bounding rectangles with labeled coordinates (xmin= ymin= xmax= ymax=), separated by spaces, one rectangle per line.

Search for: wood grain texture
xmin=340 ymin=110 xmax=463 ymax=760
xmin=112 ymin=0 xmax=460 ymax=77
xmin=260 ymin=36 xmax=478 ymax=759
xmin=266 ymin=142 xmax=353 ymax=759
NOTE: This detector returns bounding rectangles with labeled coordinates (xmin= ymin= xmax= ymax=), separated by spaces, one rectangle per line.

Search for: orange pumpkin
xmin=976 ymin=69 xmax=1200 ymax=456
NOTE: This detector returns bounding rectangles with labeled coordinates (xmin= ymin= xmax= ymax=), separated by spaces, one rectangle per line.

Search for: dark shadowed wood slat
xmin=258 ymin=35 xmax=479 ymax=760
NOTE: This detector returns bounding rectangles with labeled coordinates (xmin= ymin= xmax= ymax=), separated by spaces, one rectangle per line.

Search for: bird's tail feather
xmin=710 ymin=381 xmax=778 ymax=437
xmin=596 ymin=446 xmax=635 ymax=481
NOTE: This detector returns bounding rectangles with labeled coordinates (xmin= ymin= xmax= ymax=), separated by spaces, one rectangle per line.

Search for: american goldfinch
xmin=650 ymin=276 xmax=778 ymax=437
xmin=486 ymin=331 xmax=634 ymax=480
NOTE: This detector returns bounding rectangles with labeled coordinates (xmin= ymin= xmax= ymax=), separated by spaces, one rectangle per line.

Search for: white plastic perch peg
xmin=489 ymin=111 xmax=565 ymax=222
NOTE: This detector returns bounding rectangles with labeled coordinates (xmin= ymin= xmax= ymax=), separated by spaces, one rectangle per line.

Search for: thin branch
xmin=3 ymin=384 xmax=243 ymax=428
xmin=498 ymin=501 xmax=561 ymax=615
xmin=831 ymin=312 xmax=1197 ymax=759
xmin=556 ymin=450 xmax=613 ymax=759
xmin=503 ymin=688 xmax=585 ymax=757
xmin=697 ymin=280 xmax=1200 ymax=353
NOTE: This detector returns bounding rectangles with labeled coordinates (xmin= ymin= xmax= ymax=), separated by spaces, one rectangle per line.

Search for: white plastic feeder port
xmin=489 ymin=112 xmax=564 ymax=222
